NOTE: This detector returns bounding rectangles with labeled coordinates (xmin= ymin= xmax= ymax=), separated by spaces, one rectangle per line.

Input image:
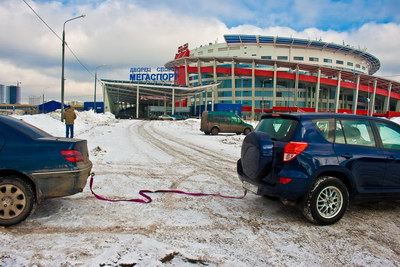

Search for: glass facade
xmin=186 ymin=55 xmax=388 ymax=117
xmin=190 ymin=66 xmax=340 ymax=111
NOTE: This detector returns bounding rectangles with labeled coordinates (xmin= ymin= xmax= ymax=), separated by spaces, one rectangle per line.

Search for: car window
xmin=375 ymin=122 xmax=400 ymax=150
xmin=209 ymin=115 xmax=218 ymax=122
xmin=256 ymin=117 xmax=297 ymax=141
xmin=231 ymin=116 xmax=241 ymax=124
xmin=337 ymin=119 xmax=376 ymax=147
xmin=313 ymin=119 xmax=334 ymax=142
xmin=209 ymin=115 xmax=229 ymax=123
xmin=208 ymin=114 xmax=216 ymax=122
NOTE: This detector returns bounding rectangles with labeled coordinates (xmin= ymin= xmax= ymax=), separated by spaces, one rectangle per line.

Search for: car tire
xmin=211 ymin=127 xmax=219 ymax=135
xmin=0 ymin=176 xmax=35 ymax=226
xmin=243 ymin=128 xmax=252 ymax=135
xmin=302 ymin=176 xmax=349 ymax=225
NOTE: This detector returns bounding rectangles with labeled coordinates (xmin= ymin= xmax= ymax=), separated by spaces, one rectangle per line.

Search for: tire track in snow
xmin=132 ymin=120 xmax=243 ymax=209
xmin=137 ymin=121 xmax=240 ymax=188
xmin=147 ymin=121 xmax=238 ymax=164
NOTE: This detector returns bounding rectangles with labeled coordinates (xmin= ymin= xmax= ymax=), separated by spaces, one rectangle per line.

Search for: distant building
xmin=69 ymin=100 xmax=84 ymax=106
xmin=0 ymin=85 xmax=4 ymax=104
xmin=6 ymin=85 xmax=21 ymax=104
xmin=84 ymin=102 xmax=104 ymax=113
xmin=38 ymin=100 xmax=64 ymax=113
xmin=29 ymin=96 xmax=42 ymax=105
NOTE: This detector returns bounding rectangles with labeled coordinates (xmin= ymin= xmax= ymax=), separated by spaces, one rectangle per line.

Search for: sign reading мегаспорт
xmin=129 ymin=67 xmax=178 ymax=81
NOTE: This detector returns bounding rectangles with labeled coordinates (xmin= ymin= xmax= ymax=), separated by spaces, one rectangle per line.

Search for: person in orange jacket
xmin=62 ymin=106 xmax=77 ymax=138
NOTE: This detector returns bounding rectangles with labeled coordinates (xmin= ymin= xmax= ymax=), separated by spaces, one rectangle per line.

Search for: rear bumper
xmin=31 ymin=162 xmax=92 ymax=202
xmin=238 ymin=173 xmax=310 ymax=202
xmin=237 ymin=159 xmax=310 ymax=202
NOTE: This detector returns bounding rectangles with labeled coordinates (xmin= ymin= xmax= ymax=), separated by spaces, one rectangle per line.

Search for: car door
xmin=333 ymin=119 xmax=386 ymax=194
xmin=374 ymin=121 xmax=400 ymax=189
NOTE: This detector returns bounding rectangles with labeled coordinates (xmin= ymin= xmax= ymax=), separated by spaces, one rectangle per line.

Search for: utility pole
xmin=60 ymin=15 xmax=85 ymax=121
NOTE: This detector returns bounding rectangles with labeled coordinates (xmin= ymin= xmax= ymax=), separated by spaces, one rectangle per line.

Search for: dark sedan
xmin=0 ymin=115 xmax=92 ymax=226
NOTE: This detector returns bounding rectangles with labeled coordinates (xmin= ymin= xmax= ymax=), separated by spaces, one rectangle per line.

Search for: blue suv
xmin=237 ymin=113 xmax=400 ymax=225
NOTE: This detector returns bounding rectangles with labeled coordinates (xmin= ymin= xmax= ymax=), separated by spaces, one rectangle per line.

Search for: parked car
xmin=169 ymin=114 xmax=188 ymax=120
xmin=200 ymin=111 xmax=253 ymax=135
xmin=158 ymin=114 xmax=175 ymax=120
xmin=0 ymin=116 xmax=92 ymax=226
xmin=237 ymin=113 xmax=400 ymax=225
xmin=115 ymin=107 xmax=135 ymax=119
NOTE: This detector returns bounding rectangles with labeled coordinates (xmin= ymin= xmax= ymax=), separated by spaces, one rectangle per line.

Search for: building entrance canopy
xmin=101 ymin=79 xmax=220 ymax=117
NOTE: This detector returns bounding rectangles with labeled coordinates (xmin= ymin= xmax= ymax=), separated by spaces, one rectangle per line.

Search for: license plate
xmin=242 ymin=181 xmax=258 ymax=194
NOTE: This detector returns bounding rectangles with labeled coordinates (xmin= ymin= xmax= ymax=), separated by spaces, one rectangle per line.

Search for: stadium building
xmin=102 ymin=34 xmax=400 ymax=119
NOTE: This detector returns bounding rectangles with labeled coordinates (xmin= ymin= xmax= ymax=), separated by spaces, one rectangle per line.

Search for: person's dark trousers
xmin=66 ymin=124 xmax=74 ymax=138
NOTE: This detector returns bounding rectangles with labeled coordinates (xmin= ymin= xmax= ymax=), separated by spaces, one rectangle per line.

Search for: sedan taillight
xmin=283 ymin=142 xmax=308 ymax=162
xmin=61 ymin=150 xmax=84 ymax=162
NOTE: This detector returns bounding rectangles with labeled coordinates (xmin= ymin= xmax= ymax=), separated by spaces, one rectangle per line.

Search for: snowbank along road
xmin=1 ymin=113 xmax=399 ymax=266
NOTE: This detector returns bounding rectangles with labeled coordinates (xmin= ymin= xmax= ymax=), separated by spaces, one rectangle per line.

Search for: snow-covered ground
xmin=1 ymin=111 xmax=399 ymax=266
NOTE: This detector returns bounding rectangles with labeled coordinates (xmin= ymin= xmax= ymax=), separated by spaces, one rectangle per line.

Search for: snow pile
xmin=75 ymin=110 xmax=118 ymax=126
xmin=12 ymin=112 xmax=65 ymax=136
xmin=12 ymin=110 xmax=118 ymax=138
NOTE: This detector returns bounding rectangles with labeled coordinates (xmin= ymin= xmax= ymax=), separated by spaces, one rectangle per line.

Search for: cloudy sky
xmin=1 ymin=0 xmax=399 ymax=103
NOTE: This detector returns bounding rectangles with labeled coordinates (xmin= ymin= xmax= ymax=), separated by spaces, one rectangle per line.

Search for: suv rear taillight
xmin=61 ymin=150 xmax=84 ymax=162
xmin=283 ymin=142 xmax=308 ymax=162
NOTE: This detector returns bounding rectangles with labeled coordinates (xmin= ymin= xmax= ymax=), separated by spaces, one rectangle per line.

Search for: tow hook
xmin=281 ymin=199 xmax=296 ymax=206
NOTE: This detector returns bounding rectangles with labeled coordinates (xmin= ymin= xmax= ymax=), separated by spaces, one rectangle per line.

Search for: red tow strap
xmin=89 ymin=173 xmax=247 ymax=203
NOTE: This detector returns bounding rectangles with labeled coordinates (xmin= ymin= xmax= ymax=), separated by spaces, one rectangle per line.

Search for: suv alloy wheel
xmin=303 ymin=176 xmax=349 ymax=225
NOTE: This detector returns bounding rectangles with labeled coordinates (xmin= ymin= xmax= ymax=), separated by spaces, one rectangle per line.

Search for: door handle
xmin=341 ymin=153 xmax=353 ymax=159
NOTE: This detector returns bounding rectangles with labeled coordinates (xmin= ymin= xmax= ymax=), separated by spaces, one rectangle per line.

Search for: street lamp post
xmin=60 ymin=14 xmax=85 ymax=121
xmin=94 ymin=64 xmax=106 ymax=113
xmin=42 ymin=87 xmax=48 ymax=114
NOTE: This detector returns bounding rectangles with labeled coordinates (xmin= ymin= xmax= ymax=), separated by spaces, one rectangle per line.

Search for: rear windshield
xmin=255 ymin=117 xmax=297 ymax=141
xmin=0 ymin=116 xmax=52 ymax=139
